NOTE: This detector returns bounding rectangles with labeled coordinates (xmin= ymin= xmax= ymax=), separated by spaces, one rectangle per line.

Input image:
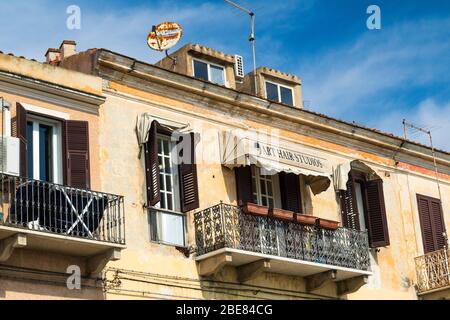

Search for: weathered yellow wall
xmin=0 ymin=63 xmax=105 ymax=299
xmin=100 ymin=80 xmax=450 ymax=300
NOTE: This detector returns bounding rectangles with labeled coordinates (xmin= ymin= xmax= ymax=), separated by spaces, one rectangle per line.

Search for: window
xmin=265 ymin=81 xmax=294 ymax=107
xmin=193 ymin=59 xmax=225 ymax=86
xmin=416 ymin=194 xmax=446 ymax=254
xmin=252 ymin=166 xmax=275 ymax=208
xmin=339 ymin=171 xmax=390 ymax=248
xmin=26 ymin=116 xmax=63 ymax=184
xmin=149 ymin=135 xmax=185 ymax=247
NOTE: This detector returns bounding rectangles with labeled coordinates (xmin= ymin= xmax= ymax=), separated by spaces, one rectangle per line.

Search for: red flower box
xmin=269 ymin=208 xmax=295 ymax=222
xmin=241 ymin=203 xmax=269 ymax=217
xmin=294 ymin=214 xmax=318 ymax=226
xmin=316 ymin=218 xmax=340 ymax=230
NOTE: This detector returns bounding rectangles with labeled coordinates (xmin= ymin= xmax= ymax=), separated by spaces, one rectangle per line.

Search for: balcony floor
xmin=196 ymin=248 xmax=372 ymax=282
xmin=0 ymin=224 xmax=125 ymax=258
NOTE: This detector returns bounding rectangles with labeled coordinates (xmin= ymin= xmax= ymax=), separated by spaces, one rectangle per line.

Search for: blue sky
xmin=1 ymin=0 xmax=449 ymax=150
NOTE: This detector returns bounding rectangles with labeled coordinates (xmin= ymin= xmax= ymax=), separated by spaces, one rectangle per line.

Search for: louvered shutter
xmin=366 ymin=179 xmax=390 ymax=248
xmin=339 ymin=177 xmax=360 ymax=230
xmin=14 ymin=103 xmax=28 ymax=177
xmin=430 ymin=199 xmax=447 ymax=250
xmin=279 ymin=172 xmax=302 ymax=213
xmin=178 ymin=132 xmax=200 ymax=213
xmin=144 ymin=120 xmax=161 ymax=207
xmin=65 ymin=121 xmax=90 ymax=189
xmin=235 ymin=166 xmax=253 ymax=206
xmin=417 ymin=194 xmax=447 ymax=253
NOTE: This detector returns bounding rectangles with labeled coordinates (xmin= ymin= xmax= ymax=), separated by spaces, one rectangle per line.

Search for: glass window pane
xmin=167 ymin=194 xmax=173 ymax=211
xmin=158 ymin=212 xmax=185 ymax=246
xmin=210 ymin=65 xmax=225 ymax=85
xmin=27 ymin=122 xmax=34 ymax=179
xmin=280 ymin=86 xmax=294 ymax=107
xmin=267 ymin=181 xmax=273 ymax=196
xmin=266 ymin=82 xmax=279 ymax=102
xmin=193 ymin=60 xmax=208 ymax=81
xmin=260 ymin=180 xmax=266 ymax=195
xmin=262 ymin=197 xmax=268 ymax=207
xmin=163 ymin=140 xmax=169 ymax=155
xmin=166 ymin=175 xmax=173 ymax=192
xmin=158 ymin=139 xmax=162 ymax=154
xmin=39 ymin=124 xmax=52 ymax=182
xmin=268 ymin=198 xmax=274 ymax=208
xmin=160 ymin=194 xmax=166 ymax=209
xmin=164 ymin=158 xmax=171 ymax=173
xmin=159 ymin=174 xmax=165 ymax=190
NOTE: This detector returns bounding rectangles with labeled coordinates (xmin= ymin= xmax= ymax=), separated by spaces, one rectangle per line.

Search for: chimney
xmin=59 ymin=40 xmax=77 ymax=60
xmin=45 ymin=48 xmax=61 ymax=65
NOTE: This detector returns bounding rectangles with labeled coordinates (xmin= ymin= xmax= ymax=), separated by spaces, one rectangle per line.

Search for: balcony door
xmin=26 ymin=116 xmax=63 ymax=184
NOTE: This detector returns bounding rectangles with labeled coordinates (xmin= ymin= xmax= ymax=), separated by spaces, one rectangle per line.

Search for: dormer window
xmin=193 ymin=59 xmax=225 ymax=86
xmin=265 ymin=81 xmax=294 ymax=107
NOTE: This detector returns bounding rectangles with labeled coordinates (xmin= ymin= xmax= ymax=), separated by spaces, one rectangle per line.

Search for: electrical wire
xmin=106 ymin=268 xmax=336 ymax=300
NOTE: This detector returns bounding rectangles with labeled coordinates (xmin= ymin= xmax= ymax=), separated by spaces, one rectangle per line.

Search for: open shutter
xmin=144 ymin=120 xmax=161 ymax=207
xmin=431 ymin=199 xmax=447 ymax=250
xmin=366 ymin=179 xmax=390 ymax=248
xmin=279 ymin=172 xmax=302 ymax=213
xmin=235 ymin=166 xmax=253 ymax=206
xmin=65 ymin=121 xmax=90 ymax=189
xmin=339 ymin=177 xmax=360 ymax=230
xmin=417 ymin=194 xmax=446 ymax=253
xmin=178 ymin=132 xmax=200 ymax=213
xmin=14 ymin=103 xmax=28 ymax=177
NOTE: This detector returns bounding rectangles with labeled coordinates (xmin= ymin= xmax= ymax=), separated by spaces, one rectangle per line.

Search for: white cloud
xmin=374 ymin=99 xmax=450 ymax=152
xmin=300 ymin=17 xmax=450 ymax=116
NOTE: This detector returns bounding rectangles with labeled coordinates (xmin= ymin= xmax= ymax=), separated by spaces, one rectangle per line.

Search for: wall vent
xmin=234 ymin=55 xmax=244 ymax=78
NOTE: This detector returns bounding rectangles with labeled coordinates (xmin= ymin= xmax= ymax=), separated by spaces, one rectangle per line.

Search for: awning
xmin=220 ymin=130 xmax=332 ymax=195
xmin=333 ymin=160 xmax=382 ymax=191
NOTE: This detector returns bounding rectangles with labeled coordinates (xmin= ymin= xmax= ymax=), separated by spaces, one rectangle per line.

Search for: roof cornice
xmin=0 ymin=71 xmax=105 ymax=114
xmin=95 ymin=49 xmax=450 ymax=169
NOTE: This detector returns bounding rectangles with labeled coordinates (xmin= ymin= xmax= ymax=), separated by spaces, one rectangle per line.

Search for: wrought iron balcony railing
xmin=0 ymin=174 xmax=125 ymax=244
xmin=415 ymin=248 xmax=450 ymax=294
xmin=194 ymin=203 xmax=370 ymax=271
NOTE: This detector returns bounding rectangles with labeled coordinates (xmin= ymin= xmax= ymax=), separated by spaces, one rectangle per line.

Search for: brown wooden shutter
xmin=144 ymin=120 xmax=161 ymax=207
xmin=65 ymin=121 xmax=90 ymax=189
xmin=279 ymin=172 xmax=302 ymax=213
xmin=339 ymin=176 xmax=360 ymax=230
xmin=365 ymin=179 xmax=390 ymax=248
xmin=14 ymin=103 xmax=28 ymax=177
xmin=235 ymin=166 xmax=253 ymax=206
xmin=417 ymin=194 xmax=447 ymax=253
xmin=178 ymin=132 xmax=200 ymax=213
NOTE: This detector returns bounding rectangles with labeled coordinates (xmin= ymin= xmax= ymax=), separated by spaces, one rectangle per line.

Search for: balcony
xmin=0 ymin=174 xmax=125 ymax=275
xmin=194 ymin=203 xmax=371 ymax=294
xmin=415 ymin=248 xmax=450 ymax=296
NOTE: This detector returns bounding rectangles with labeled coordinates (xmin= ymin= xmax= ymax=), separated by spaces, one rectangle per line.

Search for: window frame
xmin=264 ymin=80 xmax=295 ymax=107
xmin=149 ymin=134 xmax=187 ymax=247
xmin=26 ymin=114 xmax=63 ymax=184
xmin=251 ymin=166 xmax=281 ymax=208
xmin=192 ymin=58 xmax=227 ymax=86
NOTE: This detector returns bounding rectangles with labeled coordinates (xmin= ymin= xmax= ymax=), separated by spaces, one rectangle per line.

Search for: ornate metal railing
xmin=415 ymin=248 xmax=450 ymax=294
xmin=0 ymin=174 xmax=125 ymax=244
xmin=194 ymin=203 xmax=370 ymax=271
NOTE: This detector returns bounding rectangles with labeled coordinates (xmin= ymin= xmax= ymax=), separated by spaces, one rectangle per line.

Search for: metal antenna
xmin=403 ymin=119 xmax=443 ymax=203
xmin=224 ymin=0 xmax=258 ymax=95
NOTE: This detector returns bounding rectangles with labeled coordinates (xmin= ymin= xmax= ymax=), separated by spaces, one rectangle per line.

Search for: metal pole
xmin=250 ymin=13 xmax=258 ymax=95
xmin=224 ymin=0 xmax=258 ymax=95
xmin=428 ymin=133 xmax=443 ymax=203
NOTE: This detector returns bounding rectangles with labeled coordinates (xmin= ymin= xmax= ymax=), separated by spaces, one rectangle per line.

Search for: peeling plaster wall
xmin=100 ymin=81 xmax=450 ymax=300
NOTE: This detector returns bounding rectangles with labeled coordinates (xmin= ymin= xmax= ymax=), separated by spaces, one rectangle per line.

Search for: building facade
xmin=0 ymin=40 xmax=448 ymax=300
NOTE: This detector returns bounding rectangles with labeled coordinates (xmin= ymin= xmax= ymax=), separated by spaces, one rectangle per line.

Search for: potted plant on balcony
xmin=316 ymin=218 xmax=340 ymax=230
xmin=241 ymin=202 xmax=269 ymax=217
xmin=294 ymin=214 xmax=318 ymax=226
xmin=269 ymin=208 xmax=294 ymax=222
